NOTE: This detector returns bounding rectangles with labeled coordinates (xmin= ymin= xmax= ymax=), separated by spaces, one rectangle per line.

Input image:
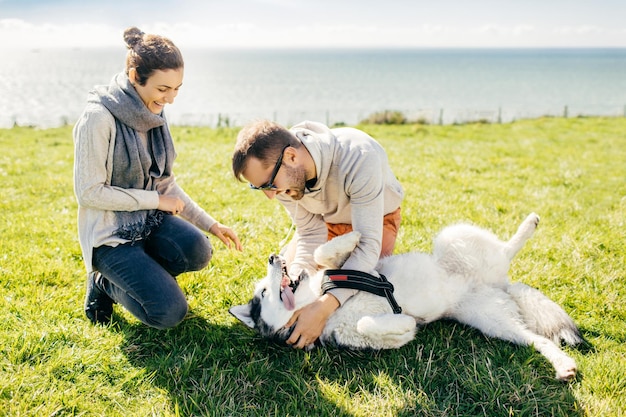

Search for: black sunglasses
xmin=249 ymin=145 xmax=289 ymax=190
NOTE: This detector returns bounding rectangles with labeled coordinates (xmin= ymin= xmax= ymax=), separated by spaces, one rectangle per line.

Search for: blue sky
xmin=1 ymin=0 xmax=625 ymax=49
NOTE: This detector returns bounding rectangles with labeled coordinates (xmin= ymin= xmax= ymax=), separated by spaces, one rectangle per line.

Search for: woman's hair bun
xmin=123 ymin=27 xmax=145 ymax=49
xmin=122 ymin=26 xmax=184 ymax=84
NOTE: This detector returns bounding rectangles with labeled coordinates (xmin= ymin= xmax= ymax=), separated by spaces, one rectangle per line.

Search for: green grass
xmin=1 ymin=117 xmax=624 ymax=416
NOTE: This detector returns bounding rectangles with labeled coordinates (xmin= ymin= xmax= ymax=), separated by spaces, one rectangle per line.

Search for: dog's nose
xmin=269 ymin=254 xmax=278 ymax=264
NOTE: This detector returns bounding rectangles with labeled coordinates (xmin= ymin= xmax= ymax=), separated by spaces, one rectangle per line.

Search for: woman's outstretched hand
xmin=209 ymin=222 xmax=243 ymax=251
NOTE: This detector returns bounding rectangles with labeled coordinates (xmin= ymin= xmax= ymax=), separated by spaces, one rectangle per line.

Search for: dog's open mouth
xmin=278 ymin=258 xmax=300 ymax=311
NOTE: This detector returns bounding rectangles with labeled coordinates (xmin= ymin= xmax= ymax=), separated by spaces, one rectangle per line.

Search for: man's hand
xmin=284 ymin=293 xmax=340 ymax=349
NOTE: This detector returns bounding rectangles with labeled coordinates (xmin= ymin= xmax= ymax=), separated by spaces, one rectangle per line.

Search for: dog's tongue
xmin=281 ymin=275 xmax=295 ymax=311
xmin=281 ymin=286 xmax=295 ymax=310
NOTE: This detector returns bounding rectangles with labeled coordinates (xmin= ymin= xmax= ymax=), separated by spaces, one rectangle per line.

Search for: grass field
xmin=1 ymin=117 xmax=624 ymax=416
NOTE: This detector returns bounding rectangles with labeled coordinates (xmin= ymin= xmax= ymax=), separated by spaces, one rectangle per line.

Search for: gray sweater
xmin=73 ymin=101 xmax=217 ymax=273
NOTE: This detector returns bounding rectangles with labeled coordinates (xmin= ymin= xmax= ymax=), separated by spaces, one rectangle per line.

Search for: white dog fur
xmin=230 ymin=213 xmax=583 ymax=381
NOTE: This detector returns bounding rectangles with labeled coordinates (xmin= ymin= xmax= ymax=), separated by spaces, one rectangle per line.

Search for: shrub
xmin=360 ymin=110 xmax=407 ymax=125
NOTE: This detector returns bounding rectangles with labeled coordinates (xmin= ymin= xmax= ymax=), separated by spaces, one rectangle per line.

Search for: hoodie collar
xmin=293 ymin=124 xmax=335 ymax=192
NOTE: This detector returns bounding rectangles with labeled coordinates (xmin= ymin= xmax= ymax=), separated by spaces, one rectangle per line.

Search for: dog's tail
xmin=507 ymin=282 xmax=584 ymax=346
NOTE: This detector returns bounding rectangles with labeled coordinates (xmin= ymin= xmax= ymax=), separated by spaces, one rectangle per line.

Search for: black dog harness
xmin=321 ymin=269 xmax=402 ymax=314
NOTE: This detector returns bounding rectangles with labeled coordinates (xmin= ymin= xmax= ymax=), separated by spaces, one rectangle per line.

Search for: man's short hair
xmin=232 ymin=120 xmax=299 ymax=182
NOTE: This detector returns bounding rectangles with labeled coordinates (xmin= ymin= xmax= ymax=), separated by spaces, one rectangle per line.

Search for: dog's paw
xmin=357 ymin=314 xmax=416 ymax=336
xmin=314 ymin=231 xmax=362 ymax=269
xmin=554 ymin=356 xmax=577 ymax=382
xmin=519 ymin=212 xmax=540 ymax=237
xmin=356 ymin=314 xmax=416 ymax=349
xmin=504 ymin=212 xmax=540 ymax=259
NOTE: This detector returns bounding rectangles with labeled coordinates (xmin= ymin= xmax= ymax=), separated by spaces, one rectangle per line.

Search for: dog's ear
xmin=229 ymin=304 xmax=255 ymax=329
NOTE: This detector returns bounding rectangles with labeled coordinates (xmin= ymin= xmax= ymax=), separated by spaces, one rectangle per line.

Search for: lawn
xmin=0 ymin=117 xmax=624 ymax=416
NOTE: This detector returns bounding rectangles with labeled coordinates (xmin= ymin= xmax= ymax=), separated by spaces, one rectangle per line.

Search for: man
xmin=232 ymin=120 xmax=404 ymax=348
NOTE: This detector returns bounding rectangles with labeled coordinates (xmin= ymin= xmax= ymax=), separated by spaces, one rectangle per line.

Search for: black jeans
xmin=93 ymin=214 xmax=212 ymax=329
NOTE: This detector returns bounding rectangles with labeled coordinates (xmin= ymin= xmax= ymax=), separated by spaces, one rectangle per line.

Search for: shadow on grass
xmin=113 ymin=311 xmax=585 ymax=416
xmin=114 ymin=310 xmax=351 ymax=416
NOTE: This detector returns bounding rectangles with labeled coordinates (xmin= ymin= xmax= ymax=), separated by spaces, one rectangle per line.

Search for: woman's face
xmin=132 ymin=68 xmax=184 ymax=114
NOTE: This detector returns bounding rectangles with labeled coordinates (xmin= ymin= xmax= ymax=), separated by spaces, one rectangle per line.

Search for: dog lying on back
xmin=230 ymin=213 xmax=583 ymax=381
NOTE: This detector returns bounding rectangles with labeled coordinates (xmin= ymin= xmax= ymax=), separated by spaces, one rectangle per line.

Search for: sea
xmin=1 ymin=47 xmax=625 ymax=128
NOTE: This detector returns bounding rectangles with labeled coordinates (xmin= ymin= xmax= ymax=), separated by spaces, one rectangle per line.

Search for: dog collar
xmin=321 ymin=269 xmax=402 ymax=314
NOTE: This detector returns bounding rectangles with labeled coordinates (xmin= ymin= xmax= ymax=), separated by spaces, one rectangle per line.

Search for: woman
xmin=73 ymin=27 xmax=242 ymax=329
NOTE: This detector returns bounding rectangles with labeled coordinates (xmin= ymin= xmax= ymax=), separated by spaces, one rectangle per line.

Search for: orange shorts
xmin=326 ymin=207 xmax=402 ymax=258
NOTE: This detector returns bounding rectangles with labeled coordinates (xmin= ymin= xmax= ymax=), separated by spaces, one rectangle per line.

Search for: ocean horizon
xmin=2 ymin=47 xmax=625 ymax=128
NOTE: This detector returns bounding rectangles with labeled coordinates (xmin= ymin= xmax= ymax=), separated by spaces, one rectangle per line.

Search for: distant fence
xmin=169 ymin=105 xmax=626 ymax=128
xmin=4 ymin=105 xmax=626 ymax=129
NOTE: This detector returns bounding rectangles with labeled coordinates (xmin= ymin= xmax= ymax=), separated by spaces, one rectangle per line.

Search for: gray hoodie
xmin=278 ymin=121 xmax=404 ymax=304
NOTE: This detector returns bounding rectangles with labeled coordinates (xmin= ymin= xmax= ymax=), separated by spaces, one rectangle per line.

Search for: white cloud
xmin=476 ymin=24 xmax=536 ymax=37
xmin=1 ymin=14 xmax=625 ymax=50
xmin=512 ymin=25 xmax=536 ymax=36
xmin=554 ymin=25 xmax=605 ymax=35
xmin=0 ymin=19 xmax=119 ymax=48
xmin=421 ymin=24 xmax=455 ymax=35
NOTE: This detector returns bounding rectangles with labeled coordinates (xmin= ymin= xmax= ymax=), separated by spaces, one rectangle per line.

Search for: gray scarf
xmin=89 ymin=72 xmax=176 ymax=243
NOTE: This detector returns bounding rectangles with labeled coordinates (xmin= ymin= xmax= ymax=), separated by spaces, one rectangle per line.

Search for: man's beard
xmin=283 ymin=165 xmax=307 ymax=201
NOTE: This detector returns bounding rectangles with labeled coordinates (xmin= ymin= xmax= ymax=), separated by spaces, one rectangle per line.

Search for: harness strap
xmin=321 ymin=269 xmax=402 ymax=314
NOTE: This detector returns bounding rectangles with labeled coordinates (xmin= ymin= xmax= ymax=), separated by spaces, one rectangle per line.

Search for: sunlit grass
xmin=0 ymin=117 xmax=624 ymax=416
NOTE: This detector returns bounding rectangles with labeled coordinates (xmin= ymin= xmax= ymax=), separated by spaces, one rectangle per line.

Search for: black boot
xmin=84 ymin=272 xmax=114 ymax=325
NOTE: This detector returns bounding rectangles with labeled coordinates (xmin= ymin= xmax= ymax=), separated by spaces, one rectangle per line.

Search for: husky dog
xmin=230 ymin=213 xmax=583 ymax=381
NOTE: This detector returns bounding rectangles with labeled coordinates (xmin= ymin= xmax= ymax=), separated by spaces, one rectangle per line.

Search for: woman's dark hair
xmin=123 ymin=27 xmax=184 ymax=86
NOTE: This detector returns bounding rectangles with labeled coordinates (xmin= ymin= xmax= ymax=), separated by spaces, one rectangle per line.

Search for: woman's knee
xmin=186 ymin=233 xmax=212 ymax=271
xmin=154 ymin=231 xmax=213 ymax=275
xmin=146 ymin=296 xmax=189 ymax=329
